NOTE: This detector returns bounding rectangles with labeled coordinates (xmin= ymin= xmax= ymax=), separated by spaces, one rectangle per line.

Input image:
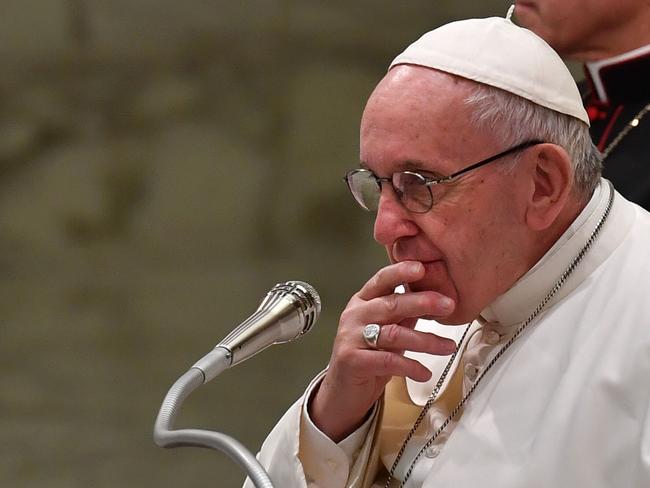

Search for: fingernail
xmin=446 ymin=341 xmax=458 ymax=354
xmin=439 ymin=297 xmax=454 ymax=312
xmin=409 ymin=262 xmax=423 ymax=274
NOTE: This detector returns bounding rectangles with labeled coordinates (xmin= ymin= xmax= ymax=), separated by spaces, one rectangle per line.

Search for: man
xmin=515 ymin=0 xmax=650 ymax=210
xmin=245 ymin=16 xmax=650 ymax=488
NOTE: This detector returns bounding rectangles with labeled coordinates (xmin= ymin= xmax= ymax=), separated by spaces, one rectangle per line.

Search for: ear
xmin=524 ymin=143 xmax=574 ymax=231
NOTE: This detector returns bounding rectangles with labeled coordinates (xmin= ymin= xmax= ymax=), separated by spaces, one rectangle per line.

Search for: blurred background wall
xmin=0 ymin=1 xmax=537 ymax=486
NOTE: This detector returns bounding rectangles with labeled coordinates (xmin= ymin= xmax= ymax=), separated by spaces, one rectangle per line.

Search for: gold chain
xmin=601 ymin=102 xmax=650 ymax=160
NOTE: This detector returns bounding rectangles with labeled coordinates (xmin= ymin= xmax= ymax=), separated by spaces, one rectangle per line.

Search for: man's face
xmin=360 ymin=67 xmax=533 ymax=325
xmin=514 ymin=0 xmax=645 ymax=59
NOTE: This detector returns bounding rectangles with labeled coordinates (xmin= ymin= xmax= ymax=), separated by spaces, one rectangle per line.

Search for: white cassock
xmin=244 ymin=180 xmax=650 ymax=488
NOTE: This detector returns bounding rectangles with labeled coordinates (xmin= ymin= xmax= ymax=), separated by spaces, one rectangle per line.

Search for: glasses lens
xmin=393 ymin=172 xmax=432 ymax=212
xmin=346 ymin=170 xmax=380 ymax=211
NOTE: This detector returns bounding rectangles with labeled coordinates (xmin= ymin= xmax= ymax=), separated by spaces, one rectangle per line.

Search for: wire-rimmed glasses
xmin=344 ymin=139 xmax=544 ymax=213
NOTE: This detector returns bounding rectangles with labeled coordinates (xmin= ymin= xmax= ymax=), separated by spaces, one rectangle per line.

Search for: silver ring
xmin=363 ymin=323 xmax=382 ymax=349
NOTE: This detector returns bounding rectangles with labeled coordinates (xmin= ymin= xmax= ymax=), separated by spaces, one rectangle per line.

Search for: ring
xmin=363 ymin=323 xmax=382 ymax=349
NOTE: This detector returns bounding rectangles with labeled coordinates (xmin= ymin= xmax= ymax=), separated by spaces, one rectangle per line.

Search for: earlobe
xmin=525 ymin=144 xmax=573 ymax=231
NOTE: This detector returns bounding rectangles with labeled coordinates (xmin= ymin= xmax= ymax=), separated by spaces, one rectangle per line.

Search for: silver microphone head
xmin=217 ymin=281 xmax=321 ymax=366
xmin=259 ymin=281 xmax=321 ymax=338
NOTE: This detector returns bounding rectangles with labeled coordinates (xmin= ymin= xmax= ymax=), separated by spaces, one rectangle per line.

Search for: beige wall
xmin=0 ymin=2 xmax=517 ymax=487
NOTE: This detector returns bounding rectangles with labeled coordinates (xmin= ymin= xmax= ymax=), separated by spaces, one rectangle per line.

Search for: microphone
xmin=192 ymin=281 xmax=321 ymax=383
xmin=154 ymin=281 xmax=320 ymax=485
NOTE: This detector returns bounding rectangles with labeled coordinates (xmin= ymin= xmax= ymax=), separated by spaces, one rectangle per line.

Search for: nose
xmin=373 ymin=187 xmax=419 ymax=247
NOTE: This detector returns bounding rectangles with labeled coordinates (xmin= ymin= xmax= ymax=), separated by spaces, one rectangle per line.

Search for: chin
xmin=410 ymin=261 xmax=456 ymax=295
xmin=407 ymin=270 xmax=470 ymax=323
xmin=431 ymin=311 xmax=475 ymax=326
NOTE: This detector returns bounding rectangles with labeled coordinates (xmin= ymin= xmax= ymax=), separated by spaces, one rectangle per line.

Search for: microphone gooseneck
xmin=154 ymin=280 xmax=320 ymax=488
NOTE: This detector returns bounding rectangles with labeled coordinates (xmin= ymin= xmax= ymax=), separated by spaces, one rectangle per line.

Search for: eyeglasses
xmin=344 ymin=139 xmax=544 ymax=213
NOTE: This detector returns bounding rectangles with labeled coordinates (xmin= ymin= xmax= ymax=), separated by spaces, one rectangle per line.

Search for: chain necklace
xmin=601 ymin=102 xmax=650 ymax=160
xmin=384 ymin=182 xmax=615 ymax=488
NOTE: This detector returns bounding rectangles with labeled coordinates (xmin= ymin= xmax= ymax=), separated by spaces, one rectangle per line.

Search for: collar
xmin=584 ymin=44 xmax=650 ymax=104
xmin=405 ymin=179 xmax=635 ymax=406
xmin=479 ymin=180 xmax=633 ymax=329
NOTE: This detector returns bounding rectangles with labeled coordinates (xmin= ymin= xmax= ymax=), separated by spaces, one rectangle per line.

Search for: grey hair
xmin=464 ymin=83 xmax=602 ymax=200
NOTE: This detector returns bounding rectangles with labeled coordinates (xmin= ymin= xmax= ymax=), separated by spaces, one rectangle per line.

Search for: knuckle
xmin=419 ymin=293 xmax=434 ymax=308
xmin=381 ymin=294 xmax=399 ymax=314
xmin=382 ymin=353 xmax=395 ymax=372
xmin=368 ymin=271 xmax=383 ymax=290
xmin=411 ymin=292 xmax=431 ymax=311
xmin=339 ymin=309 xmax=355 ymax=326
xmin=427 ymin=293 xmax=445 ymax=311
xmin=382 ymin=324 xmax=401 ymax=344
xmin=336 ymin=346 xmax=356 ymax=365
xmin=374 ymin=264 xmax=397 ymax=286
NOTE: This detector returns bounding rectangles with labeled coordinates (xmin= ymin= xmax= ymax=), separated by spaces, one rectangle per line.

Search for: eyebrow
xmin=359 ymin=160 xmax=447 ymax=179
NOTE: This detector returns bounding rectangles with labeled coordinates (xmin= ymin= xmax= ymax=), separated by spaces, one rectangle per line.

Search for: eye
xmin=394 ymin=172 xmax=432 ymax=213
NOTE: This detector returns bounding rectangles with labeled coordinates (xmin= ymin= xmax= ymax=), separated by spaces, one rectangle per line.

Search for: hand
xmin=309 ymin=261 xmax=457 ymax=442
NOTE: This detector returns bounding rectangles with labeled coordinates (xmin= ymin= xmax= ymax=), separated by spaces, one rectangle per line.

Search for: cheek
xmin=422 ymin=214 xmax=477 ymax=287
xmin=445 ymin=201 xmax=512 ymax=280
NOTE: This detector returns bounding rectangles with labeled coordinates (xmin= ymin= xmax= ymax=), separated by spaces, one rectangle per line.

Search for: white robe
xmin=245 ymin=181 xmax=650 ymax=488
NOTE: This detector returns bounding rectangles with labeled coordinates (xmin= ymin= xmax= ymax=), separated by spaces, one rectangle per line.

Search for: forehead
xmin=360 ymin=66 xmax=495 ymax=175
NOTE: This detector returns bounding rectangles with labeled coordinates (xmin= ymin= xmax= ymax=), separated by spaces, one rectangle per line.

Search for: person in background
xmin=515 ymin=0 xmax=650 ymax=209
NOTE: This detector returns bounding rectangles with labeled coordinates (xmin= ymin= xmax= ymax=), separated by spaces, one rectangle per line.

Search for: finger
xmin=358 ymin=261 xmax=425 ymax=300
xmin=364 ymin=290 xmax=455 ymax=323
xmin=375 ymin=324 xmax=457 ymax=355
xmin=356 ymin=349 xmax=432 ymax=382
xmin=398 ymin=317 xmax=418 ymax=329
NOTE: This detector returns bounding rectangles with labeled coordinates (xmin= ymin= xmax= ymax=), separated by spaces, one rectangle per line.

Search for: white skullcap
xmin=389 ymin=17 xmax=590 ymax=126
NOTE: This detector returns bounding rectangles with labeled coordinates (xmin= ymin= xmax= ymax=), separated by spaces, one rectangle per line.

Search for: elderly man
xmin=245 ymin=16 xmax=650 ymax=488
xmin=515 ymin=0 xmax=650 ymax=210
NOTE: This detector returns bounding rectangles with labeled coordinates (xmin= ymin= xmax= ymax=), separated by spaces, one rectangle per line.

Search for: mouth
xmin=421 ymin=260 xmax=447 ymax=275
xmin=401 ymin=259 xmax=447 ymax=292
xmin=390 ymin=242 xmax=449 ymax=291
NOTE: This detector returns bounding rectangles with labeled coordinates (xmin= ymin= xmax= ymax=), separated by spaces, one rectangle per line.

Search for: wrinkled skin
xmin=309 ymin=66 xmax=579 ymax=442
